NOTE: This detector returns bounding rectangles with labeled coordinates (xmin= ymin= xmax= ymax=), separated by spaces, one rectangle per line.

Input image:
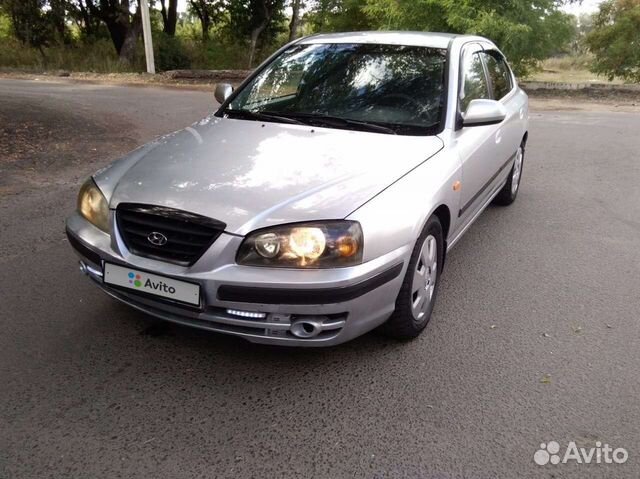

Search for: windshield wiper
xmin=223 ymin=108 xmax=306 ymax=125
xmin=277 ymin=112 xmax=398 ymax=135
xmin=224 ymin=109 xmax=401 ymax=135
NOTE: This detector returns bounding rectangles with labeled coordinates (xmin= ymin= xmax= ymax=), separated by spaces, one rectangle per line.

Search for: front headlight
xmin=77 ymin=178 xmax=109 ymax=232
xmin=237 ymin=221 xmax=363 ymax=268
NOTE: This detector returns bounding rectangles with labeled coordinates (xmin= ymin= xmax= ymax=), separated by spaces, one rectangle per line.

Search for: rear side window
xmin=482 ymin=51 xmax=513 ymax=100
xmin=460 ymin=50 xmax=489 ymax=112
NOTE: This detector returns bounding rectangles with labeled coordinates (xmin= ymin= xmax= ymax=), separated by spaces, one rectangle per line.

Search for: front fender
xmin=347 ymin=147 xmax=461 ymax=263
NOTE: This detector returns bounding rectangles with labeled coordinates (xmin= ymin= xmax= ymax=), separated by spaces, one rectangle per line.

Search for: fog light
xmin=226 ymin=309 xmax=267 ymax=319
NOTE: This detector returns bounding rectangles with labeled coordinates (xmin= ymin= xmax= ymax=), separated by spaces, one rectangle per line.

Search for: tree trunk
xmin=189 ymin=0 xmax=211 ymax=42
xmin=288 ymin=0 xmax=303 ymax=42
xmin=78 ymin=0 xmax=92 ymax=36
xmin=104 ymin=19 xmax=128 ymax=55
xmin=248 ymin=23 xmax=267 ymax=68
xmin=201 ymin=16 xmax=211 ymax=41
xmin=49 ymin=0 xmax=68 ymax=43
xmin=159 ymin=0 xmax=178 ymax=35
xmin=78 ymin=0 xmax=100 ymax=38
xmin=118 ymin=7 xmax=141 ymax=65
xmin=248 ymin=0 xmax=272 ymax=68
xmin=38 ymin=44 xmax=47 ymax=62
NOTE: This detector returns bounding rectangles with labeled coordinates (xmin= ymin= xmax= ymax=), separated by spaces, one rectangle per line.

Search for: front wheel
xmin=493 ymin=143 xmax=525 ymax=206
xmin=381 ymin=215 xmax=443 ymax=339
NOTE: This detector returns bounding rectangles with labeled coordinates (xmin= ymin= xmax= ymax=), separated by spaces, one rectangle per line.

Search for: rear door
xmin=480 ymin=49 xmax=522 ymax=172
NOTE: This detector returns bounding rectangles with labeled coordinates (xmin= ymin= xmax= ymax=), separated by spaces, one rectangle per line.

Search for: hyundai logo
xmin=147 ymin=231 xmax=168 ymax=246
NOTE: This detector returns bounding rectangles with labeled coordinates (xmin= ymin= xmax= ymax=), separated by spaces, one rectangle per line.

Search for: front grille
xmin=116 ymin=203 xmax=225 ymax=266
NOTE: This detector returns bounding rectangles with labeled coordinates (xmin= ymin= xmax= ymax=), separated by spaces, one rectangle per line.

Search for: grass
xmin=527 ymin=55 xmax=624 ymax=84
xmin=0 ymin=35 xmax=271 ymax=73
xmin=0 ymin=38 xmax=142 ymax=73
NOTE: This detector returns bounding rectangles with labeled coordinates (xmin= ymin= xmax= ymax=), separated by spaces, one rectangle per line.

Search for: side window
xmin=460 ymin=50 xmax=489 ymax=112
xmin=482 ymin=51 xmax=513 ymax=100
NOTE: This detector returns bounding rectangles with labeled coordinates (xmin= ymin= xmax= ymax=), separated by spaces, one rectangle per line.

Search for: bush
xmin=184 ymin=39 xmax=251 ymax=70
xmin=543 ymin=54 xmax=593 ymax=72
xmin=0 ymin=37 xmax=139 ymax=72
xmin=155 ymin=33 xmax=191 ymax=71
xmin=0 ymin=33 xmax=266 ymax=73
xmin=586 ymin=0 xmax=640 ymax=82
xmin=0 ymin=12 xmax=12 ymax=38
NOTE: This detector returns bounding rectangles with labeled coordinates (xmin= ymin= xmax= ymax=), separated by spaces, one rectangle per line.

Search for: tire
xmin=493 ymin=142 xmax=525 ymax=206
xmin=381 ymin=215 xmax=444 ymax=339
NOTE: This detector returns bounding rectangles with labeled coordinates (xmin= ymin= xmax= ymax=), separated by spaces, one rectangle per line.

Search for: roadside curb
xmin=2 ymin=69 xmax=639 ymax=101
xmin=521 ymin=81 xmax=640 ymax=93
xmin=160 ymin=71 xmax=640 ymax=94
xmin=162 ymin=69 xmax=251 ymax=83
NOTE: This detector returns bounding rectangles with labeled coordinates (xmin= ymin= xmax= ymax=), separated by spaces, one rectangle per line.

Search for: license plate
xmin=103 ymin=263 xmax=201 ymax=306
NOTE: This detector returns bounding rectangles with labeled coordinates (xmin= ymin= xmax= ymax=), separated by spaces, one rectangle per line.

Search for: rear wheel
xmin=493 ymin=143 xmax=525 ymax=206
xmin=381 ymin=215 xmax=443 ymax=339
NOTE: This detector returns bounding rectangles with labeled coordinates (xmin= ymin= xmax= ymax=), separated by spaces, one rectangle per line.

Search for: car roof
xmin=298 ymin=31 xmax=489 ymax=50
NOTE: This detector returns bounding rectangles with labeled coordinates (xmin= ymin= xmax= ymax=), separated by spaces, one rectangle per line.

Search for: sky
xmin=174 ymin=0 xmax=604 ymax=16
xmin=561 ymin=0 xmax=604 ymax=15
xmin=176 ymin=0 xmax=188 ymax=12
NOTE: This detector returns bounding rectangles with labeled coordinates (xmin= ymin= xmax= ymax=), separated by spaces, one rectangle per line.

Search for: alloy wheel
xmin=411 ymin=234 xmax=438 ymax=322
xmin=511 ymin=147 xmax=524 ymax=195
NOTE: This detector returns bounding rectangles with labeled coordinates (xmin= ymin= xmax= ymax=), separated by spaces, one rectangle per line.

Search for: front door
xmin=454 ymin=44 xmax=511 ymax=221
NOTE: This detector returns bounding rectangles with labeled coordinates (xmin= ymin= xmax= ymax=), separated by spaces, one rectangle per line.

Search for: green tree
xmin=228 ymin=0 xmax=286 ymax=67
xmin=64 ymin=0 xmax=140 ymax=62
xmin=570 ymin=12 xmax=595 ymax=55
xmin=586 ymin=0 xmax=640 ymax=82
xmin=307 ymin=0 xmax=374 ymax=32
xmin=188 ymin=0 xmax=225 ymax=41
xmin=305 ymin=0 xmax=576 ymax=76
xmin=362 ymin=0 xmax=448 ymax=31
xmin=85 ymin=0 xmax=141 ymax=65
xmin=0 ymin=0 xmax=55 ymax=49
xmin=361 ymin=0 xmax=575 ymax=75
xmin=67 ymin=0 xmax=103 ymax=39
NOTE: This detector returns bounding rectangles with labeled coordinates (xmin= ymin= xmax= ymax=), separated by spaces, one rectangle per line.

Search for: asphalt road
xmin=1 ymin=79 xmax=639 ymax=479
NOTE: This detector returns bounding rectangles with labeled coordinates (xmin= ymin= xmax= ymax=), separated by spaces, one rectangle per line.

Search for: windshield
xmin=226 ymin=43 xmax=447 ymax=135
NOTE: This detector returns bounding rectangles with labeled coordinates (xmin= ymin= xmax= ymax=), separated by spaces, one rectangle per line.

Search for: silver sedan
xmin=66 ymin=32 xmax=529 ymax=346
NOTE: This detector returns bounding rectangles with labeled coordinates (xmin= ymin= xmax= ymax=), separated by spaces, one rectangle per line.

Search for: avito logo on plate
xmin=128 ymin=272 xmax=142 ymax=287
xmin=103 ymin=264 xmax=201 ymax=306
xmin=128 ymin=271 xmax=176 ymax=294
xmin=534 ymin=441 xmax=628 ymax=466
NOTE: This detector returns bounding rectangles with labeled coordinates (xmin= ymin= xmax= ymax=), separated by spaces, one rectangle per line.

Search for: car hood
xmin=100 ymin=116 xmax=444 ymax=235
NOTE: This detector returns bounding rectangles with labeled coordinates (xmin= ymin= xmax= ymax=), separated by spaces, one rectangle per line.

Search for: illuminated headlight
xmin=77 ymin=178 xmax=109 ymax=232
xmin=237 ymin=221 xmax=363 ymax=268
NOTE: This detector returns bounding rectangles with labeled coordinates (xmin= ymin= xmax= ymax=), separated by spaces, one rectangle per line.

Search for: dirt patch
xmin=526 ymin=87 xmax=640 ymax=112
xmin=0 ymin=70 xmax=226 ymax=91
xmin=0 ymin=97 xmax=137 ymax=195
xmin=529 ymin=96 xmax=640 ymax=113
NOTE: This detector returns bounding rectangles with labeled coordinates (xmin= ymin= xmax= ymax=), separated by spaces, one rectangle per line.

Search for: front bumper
xmin=66 ymin=212 xmax=409 ymax=346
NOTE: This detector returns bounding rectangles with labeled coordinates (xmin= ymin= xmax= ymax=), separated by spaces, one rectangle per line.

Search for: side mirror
xmin=214 ymin=83 xmax=233 ymax=104
xmin=462 ymin=99 xmax=507 ymax=127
